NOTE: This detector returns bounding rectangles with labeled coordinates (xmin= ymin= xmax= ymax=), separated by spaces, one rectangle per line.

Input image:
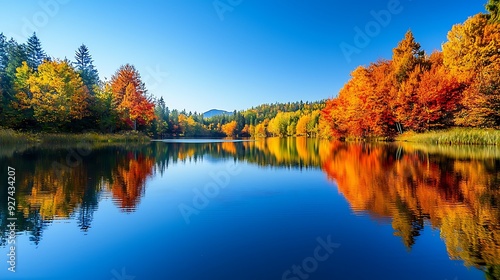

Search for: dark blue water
xmin=0 ymin=139 xmax=496 ymax=280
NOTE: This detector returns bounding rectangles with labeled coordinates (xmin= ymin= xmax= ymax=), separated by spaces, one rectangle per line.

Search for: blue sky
xmin=0 ymin=0 xmax=487 ymax=113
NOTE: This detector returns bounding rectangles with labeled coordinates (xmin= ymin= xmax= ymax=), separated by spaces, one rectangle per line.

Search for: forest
xmin=323 ymin=2 xmax=500 ymax=139
xmin=1 ymin=0 xmax=500 ymax=140
xmin=0 ymin=32 xmax=329 ymax=139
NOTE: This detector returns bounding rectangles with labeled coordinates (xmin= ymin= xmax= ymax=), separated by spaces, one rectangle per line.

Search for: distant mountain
xmin=203 ymin=109 xmax=233 ymax=118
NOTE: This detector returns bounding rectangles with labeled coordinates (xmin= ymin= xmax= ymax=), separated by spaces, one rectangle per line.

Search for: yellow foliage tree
xmin=221 ymin=120 xmax=237 ymax=137
xmin=296 ymin=114 xmax=311 ymax=136
xmin=444 ymin=14 xmax=500 ymax=127
xmin=19 ymin=60 xmax=90 ymax=127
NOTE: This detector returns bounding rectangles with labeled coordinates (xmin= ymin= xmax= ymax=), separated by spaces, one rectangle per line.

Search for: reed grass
xmin=397 ymin=128 xmax=500 ymax=145
xmin=0 ymin=129 xmax=37 ymax=144
xmin=0 ymin=129 xmax=150 ymax=145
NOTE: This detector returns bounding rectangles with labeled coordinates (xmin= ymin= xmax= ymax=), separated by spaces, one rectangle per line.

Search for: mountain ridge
xmin=203 ymin=109 xmax=234 ymax=118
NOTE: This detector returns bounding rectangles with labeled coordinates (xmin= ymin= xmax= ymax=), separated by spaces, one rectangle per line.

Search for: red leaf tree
xmin=110 ymin=64 xmax=155 ymax=130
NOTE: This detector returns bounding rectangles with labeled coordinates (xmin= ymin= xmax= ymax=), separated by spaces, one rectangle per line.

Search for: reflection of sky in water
xmin=0 ymin=139 xmax=496 ymax=280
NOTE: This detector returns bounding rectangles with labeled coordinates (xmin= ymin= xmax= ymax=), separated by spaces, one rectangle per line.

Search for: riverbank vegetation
xmin=322 ymin=1 xmax=500 ymax=140
xmin=397 ymin=128 xmax=500 ymax=145
xmin=0 ymin=128 xmax=149 ymax=145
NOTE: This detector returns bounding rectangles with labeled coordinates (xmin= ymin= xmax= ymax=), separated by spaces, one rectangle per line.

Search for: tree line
xmin=0 ymin=33 xmax=156 ymax=133
xmin=4 ymin=1 xmax=497 ymax=139
xmin=150 ymin=99 xmax=330 ymax=138
xmin=323 ymin=1 xmax=500 ymax=139
xmin=0 ymin=32 xmax=331 ymax=138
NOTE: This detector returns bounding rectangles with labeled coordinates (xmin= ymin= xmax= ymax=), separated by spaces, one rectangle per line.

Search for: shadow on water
xmin=0 ymin=138 xmax=499 ymax=278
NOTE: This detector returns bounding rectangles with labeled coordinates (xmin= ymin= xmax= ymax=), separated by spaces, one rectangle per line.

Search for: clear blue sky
xmin=0 ymin=0 xmax=487 ymax=113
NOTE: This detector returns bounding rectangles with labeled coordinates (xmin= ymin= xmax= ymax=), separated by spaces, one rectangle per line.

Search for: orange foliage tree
xmin=110 ymin=64 xmax=155 ymax=130
xmin=323 ymin=17 xmax=500 ymax=138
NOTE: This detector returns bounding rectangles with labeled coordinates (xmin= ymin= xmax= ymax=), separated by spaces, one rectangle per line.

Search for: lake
xmin=0 ymin=138 xmax=499 ymax=280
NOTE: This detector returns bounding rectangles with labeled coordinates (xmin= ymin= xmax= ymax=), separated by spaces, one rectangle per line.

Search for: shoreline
xmin=396 ymin=128 xmax=500 ymax=146
xmin=2 ymin=128 xmax=500 ymax=146
xmin=0 ymin=129 xmax=151 ymax=145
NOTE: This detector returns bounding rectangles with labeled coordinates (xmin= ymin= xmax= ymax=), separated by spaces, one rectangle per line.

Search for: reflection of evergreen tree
xmin=26 ymin=210 xmax=46 ymax=246
xmin=77 ymin=182 xmax=100 ymax=232
xmin=0 ymin=143 xmax=158 ymax=243
xmin=77 ymin=204 xmax=94 ymax=232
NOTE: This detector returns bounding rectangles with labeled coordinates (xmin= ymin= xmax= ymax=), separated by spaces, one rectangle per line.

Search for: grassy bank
xmin=397 ymin=128 xmax=500 ymax=145
xmin=0 ymin=129 xmax=150 ymax=145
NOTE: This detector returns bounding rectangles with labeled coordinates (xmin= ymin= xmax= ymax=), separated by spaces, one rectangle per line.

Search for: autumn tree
xmin=415 ymin=52 xmax=465 ymax=130
xmin=254 ymin=119 xmax=268 ymax=138
xmin=241 ymin=124 xmax=253 ymax=137
xmin=268 ymin=112 xmax=288 ymax=137
xmin=392 ymin=31 xmax=427 ymax=132
xmin=324 ymin=65 xmax=390 ymax=138
xmin=444 ymin=14 xmax=500 ymax=127
xmin=395 ymin=65 xmax=423 ymax=131
xmin=392 ymin=30 xmax=425 ymax=85
xmin=110 ymin=64 xmax=155 ymax=130
xmin=221 ymin=120 xmax=237 ymax=137
xmin=11 ymin=62 xmax=35 ymax=127
xmin=317 ymin=115 xmax=333 ymax=139
xmin=19 ymin=60 xmax=90 ymax=129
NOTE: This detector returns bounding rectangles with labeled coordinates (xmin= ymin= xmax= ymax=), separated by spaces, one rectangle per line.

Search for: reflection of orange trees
xmin=110 ymin=152 xmax=155 ymax=211
xmin=221 ymin=142 xmax=237 ymax=155
xmin=242 ymin=137 xmax=332 ymax=168
xmin=322 ymin=143 xmax=500 ymax=271
xmin=18 ymin=165 xmax=87 ymax=220
xmin=163 ymin=138 xmax=333 ymax=169
xmin=15 ymin=146 xmax=158 ymax=222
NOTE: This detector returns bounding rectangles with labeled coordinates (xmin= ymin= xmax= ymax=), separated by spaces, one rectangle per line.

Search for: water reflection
xmin=323 ymin=142 xmax=500 ymax=278
xmin=0 ymin=144 xmax=157 ymax=245
xmin=0 ymin=138 xmax=499 ymax=278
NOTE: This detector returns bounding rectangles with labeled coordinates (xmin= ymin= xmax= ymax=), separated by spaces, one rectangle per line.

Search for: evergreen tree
xmin=392 ymin=30 xmax=425 ymax=84
xmin=26 ymin=33 xmax=46 ymax=70
xmin=0 ymin=33 xmax=7 ymax=115
xmin=486 ymin=0 xmax=500 ymax=23
xmin=74 ymin=44 xmax=99 ymax=94
xmin=2 ymin=39 xmax=27 ymax=125
xmin=0 ymin=33 xmax=7 ymax=73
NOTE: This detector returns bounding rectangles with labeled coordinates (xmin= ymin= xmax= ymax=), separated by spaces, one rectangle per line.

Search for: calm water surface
xmin=0 ymin=138 xmax=499 ymax=280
